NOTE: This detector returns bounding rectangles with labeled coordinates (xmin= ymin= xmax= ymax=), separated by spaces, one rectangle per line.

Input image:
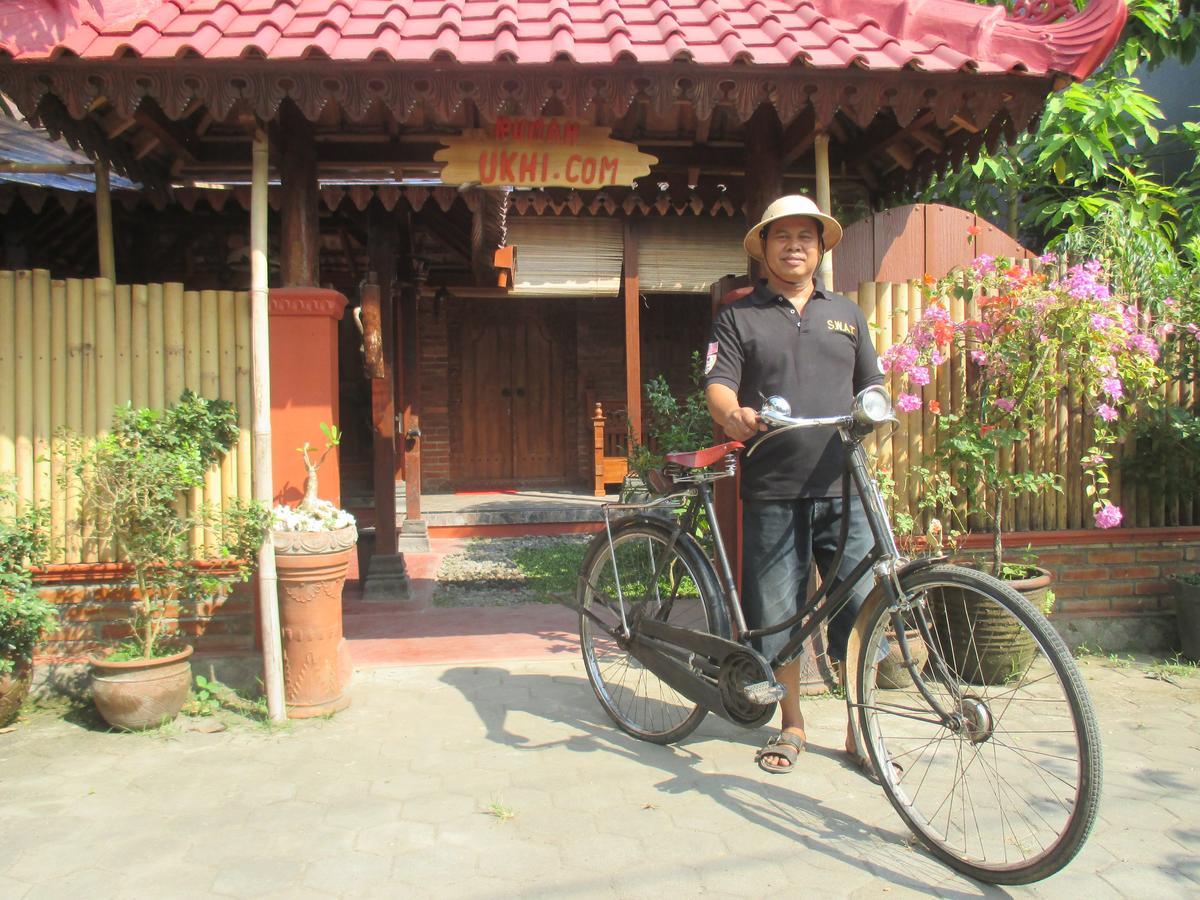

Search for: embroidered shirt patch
xmin=704 ymin=341 xmax=719 ymax=374
xmin=827 ymin=319 xmax=857 ymax=337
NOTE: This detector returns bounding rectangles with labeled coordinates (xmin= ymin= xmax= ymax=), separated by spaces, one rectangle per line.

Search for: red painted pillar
xmin=268 ymin=288 xmax=348 ymax=507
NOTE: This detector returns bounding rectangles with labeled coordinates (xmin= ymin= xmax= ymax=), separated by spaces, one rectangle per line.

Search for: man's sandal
xmin=755 ymin=732 xmax=806 ymax=774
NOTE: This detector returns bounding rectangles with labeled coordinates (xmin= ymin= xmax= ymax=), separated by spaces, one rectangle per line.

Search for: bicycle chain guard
xmin=633 ymin=618 xmax=778 ymax=729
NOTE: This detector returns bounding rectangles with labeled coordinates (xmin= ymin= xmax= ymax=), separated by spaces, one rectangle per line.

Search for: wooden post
xmin=367 ymin=201 xmax=398 ymax=551
xmin=744 ymin=103 xmax=785 ymax=277
xmin=95 ymin=160 xmax=116 ymax=284
xmin=49 ymin=278 xmax=67 ymax=557
xmin=592 ymin=403 xmax=607 ymax=497
xmin=31 ymin=270 xmax=52 ymax=508
xmin=251 ymin=127 xmax=286 ymax=723
xmin=623 ymin=219 xmax=642 ymax=445
xmin=14 ymin=271 xmax=33 ymax=510
xmin=234 ymin=289 xmax=253 ymax=503
xmin=278 ymin=100 xmax=320 ymax=288
xmin=130 ymin=284 xmax=149 ymax=409
xmin=0 ymin=272 xmax=14 ymax=519
xmin=814 ymin=132 xmax=834 ymax=290
xmin=400 ymin=280 xmax=422 ymax=521
xmin=64 ymin=278 xmax=83 ymax=562
xmin=147 ymin=283 xmax=165 ymax=410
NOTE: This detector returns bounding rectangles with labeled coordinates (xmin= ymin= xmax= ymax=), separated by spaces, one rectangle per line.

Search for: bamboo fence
xmin=852 ymin=278 xmax=1200 ymax=536
xmin=0 ymin=270 xmax=252 ymax=564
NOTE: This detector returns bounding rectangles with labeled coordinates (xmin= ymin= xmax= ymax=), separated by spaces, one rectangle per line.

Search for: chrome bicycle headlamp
xmin=853 ymin=385 xmax=893 ymax=425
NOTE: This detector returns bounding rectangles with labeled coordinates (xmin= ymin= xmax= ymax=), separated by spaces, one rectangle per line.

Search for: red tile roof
xmin=1 ymin=0 xmax=1126 ymax=81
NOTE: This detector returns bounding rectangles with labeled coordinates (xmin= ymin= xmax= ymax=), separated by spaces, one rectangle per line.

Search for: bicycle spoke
xmin=858 ymin=566 xmax=1101 ymax=883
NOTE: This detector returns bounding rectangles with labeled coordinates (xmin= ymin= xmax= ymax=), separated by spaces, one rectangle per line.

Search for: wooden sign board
xmin=435 ymin=117 xmax=657 ymax=189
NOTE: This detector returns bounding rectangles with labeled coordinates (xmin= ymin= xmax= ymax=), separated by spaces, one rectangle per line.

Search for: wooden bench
xmin=590 ymin=400 xmax=629 ymax=496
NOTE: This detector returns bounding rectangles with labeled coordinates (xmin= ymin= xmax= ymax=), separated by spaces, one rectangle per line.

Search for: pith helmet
xmin=743 ymin=195 xmax=844 ymax=260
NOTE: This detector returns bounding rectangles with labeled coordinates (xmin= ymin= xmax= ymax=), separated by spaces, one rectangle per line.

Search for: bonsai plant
xmin=65 ymin=391 xmax=269 ymax=729
xmin=0 ymin=480 xmax=57 ymax=726
xmin=270 ymin=423 xmax=357 ymax=718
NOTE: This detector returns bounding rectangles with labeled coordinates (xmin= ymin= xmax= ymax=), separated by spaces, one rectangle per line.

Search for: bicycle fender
xmin=842 ymin=556 xmax=946 ymax=758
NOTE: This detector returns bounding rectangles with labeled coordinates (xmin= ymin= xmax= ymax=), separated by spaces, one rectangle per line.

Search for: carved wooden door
xmin=459 ymin=302 xmax=568 ymax=486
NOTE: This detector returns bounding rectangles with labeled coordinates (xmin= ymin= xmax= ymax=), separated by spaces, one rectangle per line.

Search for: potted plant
xmin=882 ymin=255 xmax=1170 ymax=680
xmin=1168 ymin=573 xmax=1200 ymax=663
xmin=271 ymin=423 xmax=357 ymax=718
xmin=65 ymin=391 xmax=269 ymax=730
xmin=0 ymin=481 xmax=57 ymax=726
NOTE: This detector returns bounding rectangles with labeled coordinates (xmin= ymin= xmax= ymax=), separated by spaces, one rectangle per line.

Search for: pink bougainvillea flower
xmin=1101 ymin=377 xmax=1123 ymax=400
xmin=1094 ymin=503 xmax=1123 ymax=529
xmin=896 ymin=393 xmax=922 ymax=413
xmin=1097 ymin=403 xmax=1119 ymax=422
xmin=994 ymin=397 xmax=1015 ymax=412
xmin=909 ymin=366 xmax=931 ymax=386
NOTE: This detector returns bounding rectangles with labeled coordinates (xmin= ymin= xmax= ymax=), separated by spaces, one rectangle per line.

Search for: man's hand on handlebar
xmin=724 ymin=407 xmax=767 ymax=442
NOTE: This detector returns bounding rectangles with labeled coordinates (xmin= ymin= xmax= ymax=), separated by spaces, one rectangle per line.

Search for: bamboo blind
xmin=0 ymin=270 xmax=252 ymax=564
xmin=857 ymin=279 xmax=1198 ymax=534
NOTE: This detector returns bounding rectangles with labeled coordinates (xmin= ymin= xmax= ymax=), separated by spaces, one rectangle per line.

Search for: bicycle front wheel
xmin=856 ymin=564 xmax=1101 ymax=884
xmin=578 ymin=517 xmax=729 ymax=744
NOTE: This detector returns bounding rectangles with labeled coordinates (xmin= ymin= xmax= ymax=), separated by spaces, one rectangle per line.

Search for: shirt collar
xmin=752 ymin=278 xmax=829 ymax=306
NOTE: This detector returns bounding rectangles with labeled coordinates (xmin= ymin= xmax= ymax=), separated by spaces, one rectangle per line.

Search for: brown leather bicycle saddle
xmin=664 ymin=441 xmax=744 ymax=470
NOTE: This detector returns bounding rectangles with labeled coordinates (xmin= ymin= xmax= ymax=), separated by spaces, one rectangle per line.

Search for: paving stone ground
xmin=1 ymin=655 xmax=1198 ymax=899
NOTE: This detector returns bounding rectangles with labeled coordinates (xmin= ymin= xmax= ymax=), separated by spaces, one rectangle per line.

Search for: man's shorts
xmin=741 ymin=495 xmax=877 ymax=665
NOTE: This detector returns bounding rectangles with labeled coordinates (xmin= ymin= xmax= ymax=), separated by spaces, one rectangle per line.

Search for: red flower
xmin=922 ymin=272 xmax=936 ymax=286
xmin=980 ymin=424 xmax=996 ymax=436
xmin=929 ymin=400 xmax=941 ymax=415
xmin=967 ymin=224 xmax=981 ymax=237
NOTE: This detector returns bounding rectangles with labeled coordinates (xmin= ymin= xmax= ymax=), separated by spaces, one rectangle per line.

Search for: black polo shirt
xmin=704 ymin=280 xmax=883 ymax=500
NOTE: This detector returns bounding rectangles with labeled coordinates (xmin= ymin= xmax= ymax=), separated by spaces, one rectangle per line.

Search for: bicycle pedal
xmin=742 ymin=680 xmax=786 ymax=704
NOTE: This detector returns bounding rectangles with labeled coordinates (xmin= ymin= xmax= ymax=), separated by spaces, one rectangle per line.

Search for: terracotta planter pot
xmin=0 ymin=658 xmax=33 ymax=727
xmin=877 ymin=628 xmax=929 ymax=690
xmin=273 ymin=525 xmax=356 ymax=719
xmin=91 ymin=645 xmax=194 ymax=730
xmin=1171 ymin=579 xmax=1200 ymax=663
xmin=932 ymin=566 xmax=1051 ymax=685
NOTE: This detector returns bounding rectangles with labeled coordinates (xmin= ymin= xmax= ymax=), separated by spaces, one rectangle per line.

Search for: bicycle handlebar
xmin=759 ymin=411 xmax=854 ymax=430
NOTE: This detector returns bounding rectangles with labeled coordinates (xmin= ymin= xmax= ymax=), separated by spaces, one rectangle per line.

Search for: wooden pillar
xmin=250 ymin=127 xmax=286 ymax=723
xmin=94 ymin=159 xmax=116 ymax=283
xmin=367 ymin=202 xmax=398 ymax=553
xmin=400 ymin=280 xmax=422 ymax=521
xmin=814 ymin=132 xmax=834 ymax=289
xmin=278 ymin=100 xmax=320 ymax=287
xmin=623 ymin=219 xmax=642 ymax=445
xmin=744 ymin=103 xmax=785 ymax=277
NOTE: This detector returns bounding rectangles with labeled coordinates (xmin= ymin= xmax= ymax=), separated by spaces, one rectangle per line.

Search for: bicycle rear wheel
xmin=855 ymin=564 xmax=1101 ymax=884
xmin=578 ymin=517 xmax=728 ymax=744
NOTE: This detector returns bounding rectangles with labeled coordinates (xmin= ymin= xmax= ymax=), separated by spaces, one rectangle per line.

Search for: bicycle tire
xmin=578 ymin=516 xmax=730 ymax=745
xmin=855 ymin=564 xmax=1101 ymax=885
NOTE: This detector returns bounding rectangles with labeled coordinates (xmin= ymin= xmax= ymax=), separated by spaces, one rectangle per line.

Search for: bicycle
xmin=575 ymin=385 xmax=1101 ymax=885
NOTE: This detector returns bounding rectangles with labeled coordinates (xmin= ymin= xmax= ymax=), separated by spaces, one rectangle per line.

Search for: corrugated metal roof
xmin=1 ymin=0 xmax=1127 ymax=82
xmin=0 ymin=104 xmax=139 ymax=191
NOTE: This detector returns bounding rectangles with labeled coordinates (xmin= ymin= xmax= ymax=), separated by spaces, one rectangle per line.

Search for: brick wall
xmin=952 ymin=528 xmax=1198 ymax=653
xmin=33 ymin=570 xmax=256 ymax=662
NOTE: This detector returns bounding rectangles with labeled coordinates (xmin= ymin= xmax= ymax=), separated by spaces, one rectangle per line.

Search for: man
xmin=703 ymin=195 xmax=883 ymax=775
